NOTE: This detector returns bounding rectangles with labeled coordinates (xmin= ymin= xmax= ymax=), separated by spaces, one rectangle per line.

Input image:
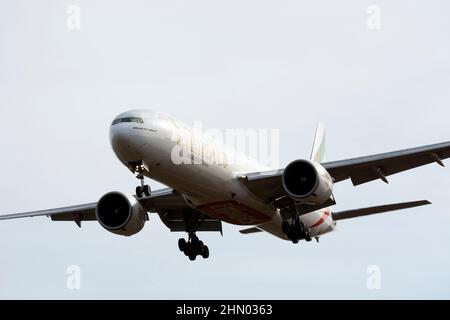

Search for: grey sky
xmin=0 ymin=0 xmax=449 ymax=299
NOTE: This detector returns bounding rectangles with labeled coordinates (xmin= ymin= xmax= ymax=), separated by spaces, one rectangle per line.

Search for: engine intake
xmin=96 ymin=192 xmax=147 ymax=236
xmin=282 ymin=159 xmax=333 ymax=205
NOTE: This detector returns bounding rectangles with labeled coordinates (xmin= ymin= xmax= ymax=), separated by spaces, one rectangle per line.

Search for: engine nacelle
xmin=282 ymin=159 xmax=333 ymax=205
xmin=96 ymin=191 xmax=147 ymax=236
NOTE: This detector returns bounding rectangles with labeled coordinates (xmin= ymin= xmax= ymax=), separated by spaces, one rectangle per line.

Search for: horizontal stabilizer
xmin=332 ymin=200 xmax=431 ymax=221
xmin=239 ymin=227 xmax=263 ymax=234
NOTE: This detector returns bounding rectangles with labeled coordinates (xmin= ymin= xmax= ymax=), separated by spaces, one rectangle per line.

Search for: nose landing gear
xmin=178 ymin=233 xmax=210 ymax=261
xmin=129 ymin=161 xmax=151 ymax=198
xmin=136 ymin=173 xmax=151 ymax=198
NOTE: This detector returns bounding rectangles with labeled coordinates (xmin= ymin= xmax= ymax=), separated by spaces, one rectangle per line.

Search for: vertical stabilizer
xmin=310 ymin=122 xmax=326 ymax=162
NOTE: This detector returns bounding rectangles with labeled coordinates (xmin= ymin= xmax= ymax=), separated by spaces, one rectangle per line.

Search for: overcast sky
xmin=1 ymin=0 xmax=450 ymax=299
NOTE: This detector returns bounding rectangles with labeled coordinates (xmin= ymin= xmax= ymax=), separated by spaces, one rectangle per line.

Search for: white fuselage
xmin=109 ymin=110 xmax=335 ymax=240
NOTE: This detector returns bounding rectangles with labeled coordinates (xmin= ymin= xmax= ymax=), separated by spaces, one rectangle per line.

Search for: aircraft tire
xmin=136 ymin=186 xmax=143 ymax=198
xmin=143 ymin=185 xmax=151 ymax=197
xmin=178 ymin=238 xmax=187 ymax=252
xmin=201 ymin=245 xmax=209 ymax=259
xmin=188 ymin=253 xmax=197 ymax=261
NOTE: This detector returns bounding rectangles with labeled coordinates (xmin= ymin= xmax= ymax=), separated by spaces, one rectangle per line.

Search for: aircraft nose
xmin=109 ymin=123 xmax=142 ymax=163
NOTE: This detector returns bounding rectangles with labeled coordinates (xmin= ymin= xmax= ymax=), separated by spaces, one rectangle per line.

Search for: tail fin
xmin=310 ymin=122 xmax=326 ymax=162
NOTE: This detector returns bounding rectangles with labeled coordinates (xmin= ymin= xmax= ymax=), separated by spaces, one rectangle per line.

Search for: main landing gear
xmin=178 ymin=211 xmax=211 ymax=261
xmin=178 ymin=233 xmax=210 ymax=261
xmin=282 ymin=217 xmax=312 ymax=244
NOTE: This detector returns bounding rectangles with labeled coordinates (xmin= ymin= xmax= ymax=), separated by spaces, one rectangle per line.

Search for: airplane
xmin=1 ymin=109 xmax=449 ymax=261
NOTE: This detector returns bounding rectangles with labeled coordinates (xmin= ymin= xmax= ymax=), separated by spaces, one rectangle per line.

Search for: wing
xmin=0 ymin=203 xmax=97 ymax=225
xmin=241 ymin=141 xmax=450 ymax=203
xmin=0 ymin=188 xmax=222 ymax=233
xmin=324 ymin=141 xmax=450 ymax=185
xmin=332 ymin=200 xmax=431 ymax=220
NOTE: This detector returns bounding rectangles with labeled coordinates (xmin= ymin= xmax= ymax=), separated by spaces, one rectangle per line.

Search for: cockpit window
xmin=112 ymin=117 xmax=144 ymax=125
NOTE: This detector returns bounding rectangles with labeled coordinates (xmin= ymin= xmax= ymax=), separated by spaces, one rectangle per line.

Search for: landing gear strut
xmin=178 ymin=233 xmax=210 ymax=261
xmin=282 ymin=217 xmax=312 ymax=244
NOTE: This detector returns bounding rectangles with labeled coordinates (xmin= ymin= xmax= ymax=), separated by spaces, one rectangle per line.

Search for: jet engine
xmin=96 ymin=191 xmax=147 ymax=236
xmin=282 ymin=159 xmax=333 ymax=205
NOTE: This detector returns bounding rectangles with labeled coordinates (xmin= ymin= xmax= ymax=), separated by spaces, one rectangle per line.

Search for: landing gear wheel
xmin=188 ymin=253 xmax=197 ymax=261
xmin=201 ymin=245 xmax=209 ymax=259
xmin=136 ymin=186 xmax=143 ymax=198
xmin=143 ymin=185 xmax=151 ymax=197
xmin=178 ymin=238 xmax=187 ymax=252
xmin=178 ymin=232 xmax=210 ymax=261
xmin=184 ymin=242 xmax=193 ymax=256
xmin=134 ymin=168 xmax=149 ymax=198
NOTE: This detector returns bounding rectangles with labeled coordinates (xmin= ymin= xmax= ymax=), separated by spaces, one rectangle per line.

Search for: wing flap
xmin=157 ymin=208 xmax=223 ymax=233
xmin=50 ymin=210 xmax=97 ymax=221
xmin=332 ymin=200 xmax=431 ymax=221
